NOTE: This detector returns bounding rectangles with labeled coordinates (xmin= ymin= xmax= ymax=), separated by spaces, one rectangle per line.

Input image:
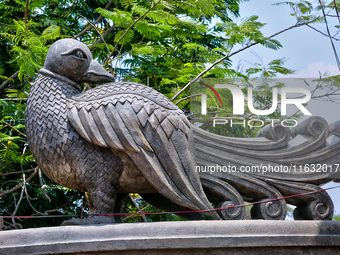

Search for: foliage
xmin=1 ymin=20 xmax=61 ymax=81
xmin=92 ymin=0 xmax=244 ymax=98
xmin=122 ymin=194 xmax=186 ymax=223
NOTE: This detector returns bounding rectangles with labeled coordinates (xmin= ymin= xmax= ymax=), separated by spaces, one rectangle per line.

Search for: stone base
xmin=1 ymin=220 xmax=340 ymax=255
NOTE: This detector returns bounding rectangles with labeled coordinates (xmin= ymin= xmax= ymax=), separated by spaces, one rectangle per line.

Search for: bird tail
xmin=192 ymin=117 xmax=340 ymax=185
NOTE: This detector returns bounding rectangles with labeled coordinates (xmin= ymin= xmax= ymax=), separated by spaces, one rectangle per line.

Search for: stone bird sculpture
xmin=25 ymin=38 xmax=221 ymax=224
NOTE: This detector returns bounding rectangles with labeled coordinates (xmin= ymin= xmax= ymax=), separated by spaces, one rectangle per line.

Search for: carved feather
xmin=67 ymin=82 xmax=220 ymax=218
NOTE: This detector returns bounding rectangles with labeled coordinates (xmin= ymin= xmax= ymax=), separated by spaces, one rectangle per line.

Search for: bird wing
xmin=67 ymin=82 xmax=220 ymax=219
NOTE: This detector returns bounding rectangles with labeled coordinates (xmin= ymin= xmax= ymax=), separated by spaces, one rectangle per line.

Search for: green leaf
xmin=114 ymin=29 xmax=134 ymax=44
xmin=95 ymin=8 xmax=133 ymax=27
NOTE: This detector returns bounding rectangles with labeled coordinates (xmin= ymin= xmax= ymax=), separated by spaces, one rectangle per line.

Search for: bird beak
xmin=81 ymin=60 xmax=115 ymax=84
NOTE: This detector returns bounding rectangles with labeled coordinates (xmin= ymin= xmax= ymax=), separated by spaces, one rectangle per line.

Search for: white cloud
xmin=289 ymin=62 xmax=339 ymax=78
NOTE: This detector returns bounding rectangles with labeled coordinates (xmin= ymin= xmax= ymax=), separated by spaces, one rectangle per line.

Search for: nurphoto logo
xmin=192 ymin=78 xmax=313 ymax=128
xmin=201 ymin=84 xmax=312 ymax=116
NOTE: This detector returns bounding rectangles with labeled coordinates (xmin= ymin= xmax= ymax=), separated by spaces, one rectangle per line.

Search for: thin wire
xmin=333 ymin=0 xmax=340 ymax=24
xmin=319 ymin=0 xmax=340 ymax=71
xmin=2 ymin=184 xmax=340 ymax=219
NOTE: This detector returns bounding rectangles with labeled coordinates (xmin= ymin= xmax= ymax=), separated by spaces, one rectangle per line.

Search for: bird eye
xmin=74 ymin=50 xmax=86 ymax=59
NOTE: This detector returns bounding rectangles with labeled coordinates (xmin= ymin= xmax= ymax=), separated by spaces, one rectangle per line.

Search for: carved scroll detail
xmin=200 ymin=173 xmax=245 ymax=220
xmin=194 ymin=116 xmax=338 ymax=221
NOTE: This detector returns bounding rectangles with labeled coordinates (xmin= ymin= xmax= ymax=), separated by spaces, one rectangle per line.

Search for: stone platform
xmin=1 ymin=220 xmax=340 ymax=255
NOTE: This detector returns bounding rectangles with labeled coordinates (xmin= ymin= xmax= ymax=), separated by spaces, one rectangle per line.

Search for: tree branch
xmin=175 ymin=94 xmax=202 ymax=105
xmin=38 ymin=168 xmax=51 ymax=203
xmin=104 ymin=0 xmax=161 ymax=68
xmin=171 ymin=19 xmax=320 ymax=101
xmin=129 ymin=194 xmax=147 ymax=222
xmin=12 ymin=187 xmax=24 ymax=225
xmin=89 ymin=24 xmax=116 ymax=49
xmin=60 ymin=0 xmax=78 ymax=19
xmin=318 ymin=0 xmax=340 ymax=71
xmin=79 ymin=15 xmax=110 ymax=55
xmin=2 ymin=121 xmax=27 ymax=138
xmin=0 ymin=71 xmax=19 ymax=92
xmin=0 ymin=167 xmax=38 ymax=197
xmin=307 ymin=24 xmax=340 ymax=41
xmin=24 ymin=0 xmax=29 ymax=24
xmin=333 ymin=0 xmax=340 ymax=24
xmin=2 ymin=220 xmax=22 ymax=230
xmin=72 ymin=0 xmax=114 ymax=39
xmin=1 ymin=98 xmax=27 ymax=101
xmin=0 ymin=168 xmax=35 ymax=177
xmin=123 ymin=203 xmax=151 ymax=221
xmin=44 ymin=197 xmax=80 ymax=214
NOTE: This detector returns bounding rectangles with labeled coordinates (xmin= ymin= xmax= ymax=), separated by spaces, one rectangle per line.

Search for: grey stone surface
xmin=0 ymin=220 xmax=340 ymax=255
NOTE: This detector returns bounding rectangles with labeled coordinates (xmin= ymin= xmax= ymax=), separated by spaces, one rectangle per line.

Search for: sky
xmin=233 ymin=0 xmax=340 ymax=217
xmin=233 ymin=0 xmax=340 ymax=77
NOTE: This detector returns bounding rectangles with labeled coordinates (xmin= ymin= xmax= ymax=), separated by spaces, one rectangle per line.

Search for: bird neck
xmin=40 ymin=68 xmax=82 ymax=91
xmin=25 ymin=73 xmax=82 ymax=166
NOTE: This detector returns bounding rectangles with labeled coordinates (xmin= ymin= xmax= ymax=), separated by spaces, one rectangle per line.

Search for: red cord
xmin=2 ymin=185 xmax=339 ymax=219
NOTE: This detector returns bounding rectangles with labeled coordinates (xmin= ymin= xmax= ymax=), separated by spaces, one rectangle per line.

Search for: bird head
xmin=44 ymin=38 xmax=115 ymax=84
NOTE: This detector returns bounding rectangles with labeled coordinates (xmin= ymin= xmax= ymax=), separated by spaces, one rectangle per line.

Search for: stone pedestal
xmin=0 ymin=220 xmax=340 ymax=254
